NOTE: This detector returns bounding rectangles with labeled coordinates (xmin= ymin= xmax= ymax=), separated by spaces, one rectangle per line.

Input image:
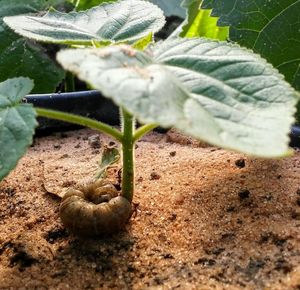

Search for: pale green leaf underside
xmin=57 ymin=38 xmax=298 ymax=157
xmin=0 ymin=77 xmax=37 ymax=180
xmin=149 ymin=0 xmax=185 ymax=18
xmin=4 ymin=0 xmax=165 ymax=45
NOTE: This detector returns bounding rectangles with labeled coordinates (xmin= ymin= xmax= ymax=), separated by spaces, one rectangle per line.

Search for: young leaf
xmin=0 ymin=78 xmax=37 ymax=180
xmin=96 ymin=145 xmax=120 ymax=179
xmin=201 ymin=0 xmax=300 ymax=91
xmin=57 ymin=38 xmax=298 ymax=158
xmin=180 ymin=0 xmax=229 ymax=40
xmin=132 ymin=33 xmax=153 ymax=50
xmin=4 ymin=0 xmax=165 ymax=45
xmin=0 ymin=0 xmax=65 ymax=93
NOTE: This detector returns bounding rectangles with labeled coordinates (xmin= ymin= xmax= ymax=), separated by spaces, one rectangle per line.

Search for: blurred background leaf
xmin=0 ymin=0 xmax=65 ymax=93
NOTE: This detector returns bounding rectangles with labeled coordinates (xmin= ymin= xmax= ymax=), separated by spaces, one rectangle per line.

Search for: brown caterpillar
xmin=60 ymin=179 xmax=133 ymax=236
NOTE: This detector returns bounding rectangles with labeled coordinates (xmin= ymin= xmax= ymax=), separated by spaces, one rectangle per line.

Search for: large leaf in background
xmin=180 ymin=0 xmax=228 ymax=40
xmin=201 ymin=0 xmax=300 ymax=92
xmin=0 ymin=0 xmax=64 ymax=93
xmin=73 ymin=0 xmax=114 ymax=11
xmin=4 ymin=0 xmax=165 ymax=45
xmin=57 ymin=39 xmax=298 ymax=157
xmin=74 ymin=0 xmax=185 ymax=18
xmin=0 ymin=78 xmax=37 ymax=180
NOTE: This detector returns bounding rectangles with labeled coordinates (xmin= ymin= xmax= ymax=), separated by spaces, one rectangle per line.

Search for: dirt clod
xmin=9 ymin=250 xmax=37 ymax=269
xmin=150 ymin=171 xmax=161 ymax=180
xmin=88 ymin=134 xmax=101 ymax=149
xmin=238 ymin=189 xmax=250 ymax=200
xmin=195 ymin=258 xmax=216 ymax=266
xmin=44 ymin=227 xmax=69 ymax=244
xmin=291 ymin=210 xmax=300 ymax=220
xmin=53 ymin=144 xmax=61 ymax=149
xmin=274 ymin=258 xmax=293 ymax=274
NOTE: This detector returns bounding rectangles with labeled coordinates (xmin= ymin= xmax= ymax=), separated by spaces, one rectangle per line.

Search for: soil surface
xmin=1 ymin=128 xmax=300 ymax=290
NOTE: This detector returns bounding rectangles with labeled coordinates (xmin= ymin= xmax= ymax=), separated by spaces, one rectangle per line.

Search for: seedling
xmin=1 ymin=0 xmax=299 ymax=236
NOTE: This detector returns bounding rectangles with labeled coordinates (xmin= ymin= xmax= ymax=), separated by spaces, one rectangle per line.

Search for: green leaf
xmin=180 ymin=0 xmax=229 ymax=40
xmin=0 ymin=77 xmax=37 ymax=180
xmin=4 ymin=0 xmax=166 ymax=45
xmin=0 ymin=0 xmax=64 ymax=93
xmin=75 ymin=0 xmax=116 ymax=11
xmin=96 ymin=145 xmax=120 ymax=179
xmin=201 ymin=0 xmax=300 ymax=92
xmin=132 ymin=33 xmax=153 ymax=50
xmin=57 ymin=38 xmax=298 ymax=157
xmin=75 ymin=0 xmax=185 ymax=17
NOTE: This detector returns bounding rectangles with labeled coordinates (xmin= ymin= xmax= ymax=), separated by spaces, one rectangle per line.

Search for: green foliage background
xmin=0 ymin=0 xmax=65 ymax=93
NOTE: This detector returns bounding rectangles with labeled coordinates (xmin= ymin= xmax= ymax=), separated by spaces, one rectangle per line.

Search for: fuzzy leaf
xmin=75 ymin=0 xmax=185 ymax=17
xmin=57 ymin=38 xmax=298 ymax=157
xmin=201 ymin=0 xmax=300 ymax=92
xmin=0 ymin=0 xmax=64 ymax=93
xmin=0 ymin=78 xmax=37 ymax=180
xmin=4 ymin=0 xmax=165 ymax=45
xmin=180 ymin=0 xmax=229 ymax=40
xmin=150 ymin=0 xmax=185 ymax=18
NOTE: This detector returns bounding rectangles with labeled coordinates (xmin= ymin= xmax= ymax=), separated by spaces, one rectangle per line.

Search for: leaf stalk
xmin=35 ymin=107 xmax=123 ymax=142
xmin=120 ymin=108 xmax=135 ymax=202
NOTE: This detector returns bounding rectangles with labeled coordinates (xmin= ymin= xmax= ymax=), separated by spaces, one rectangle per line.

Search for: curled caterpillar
xmin=60 ymin=179 xmax=133 ymax=236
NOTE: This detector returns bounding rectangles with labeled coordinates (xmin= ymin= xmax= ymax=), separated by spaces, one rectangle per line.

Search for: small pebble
xmin=150 ymin=172 xmax=161 ymax=180
xmin=226 ymin=206 xmax=235 ymax=212
xmin=53 ymin=144 xmax=61 ymax=149
xmin=235 ymin=158 xmax=245 ymax=168
xmin=168 ymin=213 xmax=177 ymax=221
xmin=88 ymin=135 xmax=101 ymax=149
xmin=291 ymin=210 xmax=300 ymax=220
xmin=60 ymin=154 xmax=69 ymax=158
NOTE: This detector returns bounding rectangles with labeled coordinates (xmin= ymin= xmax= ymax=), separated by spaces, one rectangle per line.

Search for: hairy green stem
xmin=121 ymin=108 xmax=135 ymax=202
xmin=65 ymin=72 xmax=75 ymax=92
xmin=36 ymin=108 xmax=123 ymax=142
xmin=133 ymin=124 xmax=158 ymax=142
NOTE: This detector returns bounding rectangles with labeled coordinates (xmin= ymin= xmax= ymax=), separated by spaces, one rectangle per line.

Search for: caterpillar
xmin=59 ymin=179 xmax=133 ymax=236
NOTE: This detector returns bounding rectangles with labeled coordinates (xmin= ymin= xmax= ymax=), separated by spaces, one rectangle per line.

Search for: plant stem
xmin=74 ymin=0 xmax=80 ymax=10
xmin=35 ymin=108 xmax=123 ymax=142
xmin=65 ymin=72 xmax=75 ymax=92
xmin=133 ymin=124 xmax=158 ymax=142
xmin=121 ymin=108 xmax=135 ymax=202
